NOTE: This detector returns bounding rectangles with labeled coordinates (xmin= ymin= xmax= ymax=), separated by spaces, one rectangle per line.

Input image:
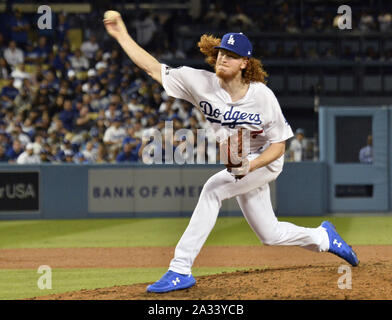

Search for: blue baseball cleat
xmin=146 ymin=270 xmax=196 ymax=293
xmin=321 ymin=221 xmax=359 ymax=267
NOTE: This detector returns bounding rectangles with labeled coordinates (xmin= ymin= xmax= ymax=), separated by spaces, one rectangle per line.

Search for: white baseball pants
xmin=169 ymin=166 xmax=329 ymax=275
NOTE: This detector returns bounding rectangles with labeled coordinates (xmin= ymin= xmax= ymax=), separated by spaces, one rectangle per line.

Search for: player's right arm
xmin=103 ymin=12 xmax=162 ymax=85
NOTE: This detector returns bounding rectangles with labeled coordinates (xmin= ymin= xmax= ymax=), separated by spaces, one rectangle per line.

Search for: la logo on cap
xmin=227 ymin=34 xmax=235 ymax=45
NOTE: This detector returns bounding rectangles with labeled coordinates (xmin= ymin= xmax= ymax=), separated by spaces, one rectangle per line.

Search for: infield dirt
xmin=1 ymin=245 xmax=391 ymax=300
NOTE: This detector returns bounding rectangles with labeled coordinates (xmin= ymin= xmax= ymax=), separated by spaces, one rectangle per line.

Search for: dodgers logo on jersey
xmin=199 ymin=101 xmax=262 ymax=129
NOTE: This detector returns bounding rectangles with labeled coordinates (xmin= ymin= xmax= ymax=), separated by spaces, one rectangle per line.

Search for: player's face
xmin=215 ymin=49 xmax=248 ymax=80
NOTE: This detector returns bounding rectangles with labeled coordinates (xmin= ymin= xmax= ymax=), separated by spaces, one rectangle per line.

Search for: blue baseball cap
xmin=214 ymin=33 xmax=252 ymax=57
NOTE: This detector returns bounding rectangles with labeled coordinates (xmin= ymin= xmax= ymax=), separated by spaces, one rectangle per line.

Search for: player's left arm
xmin=249 ymin=141 xmax=286 ymax=172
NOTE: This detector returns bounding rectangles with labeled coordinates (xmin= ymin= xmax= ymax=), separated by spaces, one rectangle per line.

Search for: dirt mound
xmin=2 ymin=245 xmax=389 ymax=300
xmin=31 ymin=262 xmax=392 ymax=300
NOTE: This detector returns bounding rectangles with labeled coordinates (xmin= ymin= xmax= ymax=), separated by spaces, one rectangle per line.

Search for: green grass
xmin=0 ymin=267 xmax=250 ymax=300
xmin=0 ymin=216 xmax=391 ymax=249
xmin=0 ymin=216 xmax=391 ymax=300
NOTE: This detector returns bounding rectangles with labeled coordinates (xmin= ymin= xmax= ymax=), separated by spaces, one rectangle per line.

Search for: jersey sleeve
xmin=160 ymin=64 xmax=197 ymax=105
xmin=263 ymin=93 xmax=294 ymax=143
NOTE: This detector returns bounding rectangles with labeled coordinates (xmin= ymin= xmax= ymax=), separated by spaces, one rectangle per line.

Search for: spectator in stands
xmin=14 ymin=85 xmax=32 ymax=114
xmin=6 ymin=139 xmax=23 ymax=163
xmin=359 ymin=10 xmax=376 ymax=31
xmin=63 ymin=149 xmax=75 ymax=163
xmin=204 ymin=3 xmax=228 ymax=29
xmin=133 ymin=11 xmax=157 ymax=48
xmin=11 ymin=123 xmax=31 ymax=147
xmin=274 ymin=44 xmax=286 ymax=59
xmin=3 ymin=40 xmax=24 ymax=67
xmin=40 ymin=149 xmax=52 ymax=163
xmin=106 ymin=48 xmax=122 ymax=66
xmin=307 ymin=48 xmax=319 ymax=60
xmin=303 ymin=8 xmax=316 ymax=29
xmin=1 ymin=77 xmax=19 ymax=109
xmin=160 ymin=45 xmax=186 ymax=60
xmin=16 ymin=143 xmax=41 ymax=164
xmin=122 ymin=125 xmax=141 ymax=153
xmin=21 ymin=117 xmax=35 ymax=140
xmin=56 ymin=138 xmax=75 ymax=162
xmin=290 ymin=44 xmax=303 ymax=60
xmin=10 ymin=63 xmax=31 ymax=89
xmin=103 ymin=116 xmax=127 ymax=149
xmin=9 ymin=8 xmax=30 ymax=47
xmin=378 ymin=11 xmax=392 ymax=32
xmin=341 ymin=46 xmax=356 ymax=60
xmin=45 ymin=70 xmax=60 ymax=91
xmin=56 ymin=12 xmax=70 ymax=44
xmin=89 ymin=116 xmax=106 ymax=139
xmin=75 ymin=105 xmax=94 ymax=135
xmin=81 ymin=34 xmax=99 ymax=60
xmin=91 ymin=48 xmax=104 ymax=68
xmin=95 ymin=142 xmax=109 ymax=163
xmin=34 ymin=36 xmax=51 ymax=64
xmin=116 ymin=142 xmax=140 ymax=163
xmin=288 ymin=128 xmax=308 ymax=162
xmin=359 ymin=134 xmax=373 ymax=164
xmin=24 ymin=42 xmax=39 ymax=65
xmin=363 ymin=46 xmax=379 ymax=61
xmin=0 ymin=32 xmax=5 ymax=54
xmin=31 ymin=134 xmax=44 ymax=155
xmin=0 ymin=57 xmax=11 ymax=79
xmin=0 ymin=145 xmax=9 ymax=162
xmin=104 ymin=102 xmax=122 ymax=122
xmin=0 ymin=130 xmax=11 ymax=150
xmin=286 ymin=18 xmax=300 ymax=33
xmin=53 ymin=49 xmax=69 ymax=75
xmin=70 ymin=48 xmax=89 ymax=71
xmin=59 ymin=99 xmax=77 ymax=132
xmin=228 ymin=4 xmax=254 ymax=31
xmin=323 ymin=47 xmax=337 ymax=60
xmin=81 ymin=140 xmax=97 ymax=162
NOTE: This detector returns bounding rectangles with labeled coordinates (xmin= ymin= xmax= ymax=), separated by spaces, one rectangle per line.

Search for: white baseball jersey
xmin=161 ymin=64 xmax=294 ymax=171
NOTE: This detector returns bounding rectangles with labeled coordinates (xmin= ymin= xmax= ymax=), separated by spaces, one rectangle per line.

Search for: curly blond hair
xmin=197 ymin=34 xmax=268 ymax=84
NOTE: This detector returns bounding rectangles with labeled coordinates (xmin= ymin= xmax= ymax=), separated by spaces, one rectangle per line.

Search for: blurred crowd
xmin=0 ymin=2 xmax=387 ymax=164
xmin=0 ymin=8 xmax=213 ymax=164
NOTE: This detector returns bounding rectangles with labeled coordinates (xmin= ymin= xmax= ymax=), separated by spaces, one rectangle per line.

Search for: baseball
xmin=104 ymin=10 xmax=120 ymax=21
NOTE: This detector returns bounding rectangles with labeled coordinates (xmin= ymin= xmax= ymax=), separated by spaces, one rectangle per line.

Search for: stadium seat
xmin=25 ymin=64 xmax=37 ymax=74
xmin=339 ymin=75 xmax=355 ymax=92
xmin=323 ymin=76 xmax=338 ymax=92
xmin=362 ymin=40 xmax=379 ymax=52
xmin=0 ymin=79 xmax=7 ymax=91
xmin=344 ymin=40 xmax=360 ymax=53
xmin=302 ymin=41 xmax=318 ymax=52
xmin=76 ymin=71 xmax=88 ymax=80
xmin=267 ymin=75 xmax=285 ymax=92
xmin=383 ymin=75 xmax=392 ymax=91
xmin=304 ymin=75 xmax=319 ymax=90
xmin=384 ymin=40 xmax=392 ymax=51
xmin=284 ymin=41 xmax=297 ymax=53
xmin=68 ymin=28 xmax=83 ymax=51
xmin=288 ymin=75 xmax=303 ymax=92
xmin=363 ymin=75 xmax=382 ymax=92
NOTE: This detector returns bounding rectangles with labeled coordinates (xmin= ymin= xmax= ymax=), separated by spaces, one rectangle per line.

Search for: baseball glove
xmin=221 ymin=129 xmax=250 ymax=179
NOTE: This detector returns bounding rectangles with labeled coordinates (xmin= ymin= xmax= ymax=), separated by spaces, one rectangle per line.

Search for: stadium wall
xmin=0 ymin=163 xmax=328 ymax=220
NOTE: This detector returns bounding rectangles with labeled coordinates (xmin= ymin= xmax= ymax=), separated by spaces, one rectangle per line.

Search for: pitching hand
xmin=103 ymin=13 xmax=128 ymax=40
